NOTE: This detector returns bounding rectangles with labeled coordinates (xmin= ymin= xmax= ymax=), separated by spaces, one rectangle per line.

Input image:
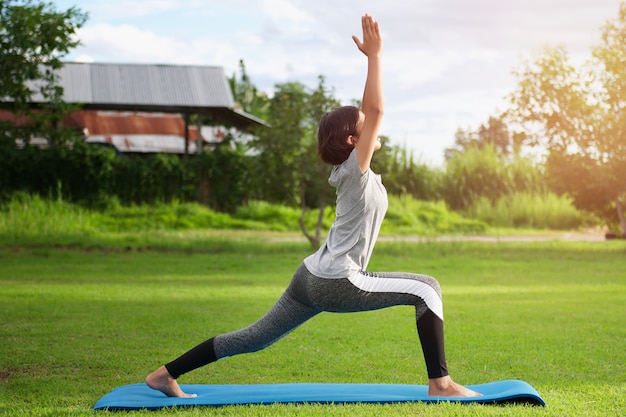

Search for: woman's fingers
xmin=353 ymin=14 xmax=382 ymax=56
xmin=362 ymin=14 xmax=378 ymax=38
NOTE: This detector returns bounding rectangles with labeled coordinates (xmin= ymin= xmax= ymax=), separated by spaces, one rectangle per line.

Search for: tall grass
xmin=234 ymin=200 xmax=335 ymax=232
xmin=383 ymin=195 xmax=486 ymax=235
xmin=0 ymin=192 xmax=99 ymax=240
xmin=96 ymin=200 xmax=268 ymax=232
xmin=442 ymin=144 xmax=546 ymax=212
xmin=0 ymin=194 xmax=490 ymax=247
xmin=467 ymin=192 xmax=587 ymax=229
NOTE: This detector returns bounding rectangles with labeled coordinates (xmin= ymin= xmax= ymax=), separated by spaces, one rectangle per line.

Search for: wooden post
xmin=197 ymin=116 xmax=203 ymax=155
xmin=196 ymin=114 xmax=209 ymax=205
xmin=183 ymin=113 xmax=189 ymax=160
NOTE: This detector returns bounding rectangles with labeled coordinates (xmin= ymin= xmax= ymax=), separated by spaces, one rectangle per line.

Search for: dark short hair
xmin=317 ymin=106 xmax=360 ymax=165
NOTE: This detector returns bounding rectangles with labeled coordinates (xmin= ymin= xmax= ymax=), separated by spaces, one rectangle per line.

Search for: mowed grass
xmin=0 ymin=238 xmax=625 ymax=416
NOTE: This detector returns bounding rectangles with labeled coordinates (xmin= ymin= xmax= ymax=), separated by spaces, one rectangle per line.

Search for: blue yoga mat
xmin=93 ymin=379 xmax=545 ymax=410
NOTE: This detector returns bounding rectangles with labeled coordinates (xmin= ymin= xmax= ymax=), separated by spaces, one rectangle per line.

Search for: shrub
xmin=0 ymin=192 xmax=98 ymax=239
xmin=466 ymin=192 xmax=587 ymax=229
xmin=234 ymin=200 xmax=334 ymax=232
xmin=442 ymin=144 xmax=546 ymax=211
xmin=94 ymin=201 xmax=261 ymax=232
xmin=383 ymin=195 xmax=487 ymax=235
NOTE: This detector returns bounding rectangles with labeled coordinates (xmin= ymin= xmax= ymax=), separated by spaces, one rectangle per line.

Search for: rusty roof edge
xmin=9 ymin=62 xmax=268 ymax=129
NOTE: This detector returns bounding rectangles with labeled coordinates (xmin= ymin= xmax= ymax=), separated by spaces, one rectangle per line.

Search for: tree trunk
xmin=617 ymin=197 xmax=626 ymax=237
xmin=314 ymin=200 xmax=326 ymax=248
xmin=299 ymin=188 xmax=317 ymax=248
xmin=198 ymin=170 xmax=209 ymax=206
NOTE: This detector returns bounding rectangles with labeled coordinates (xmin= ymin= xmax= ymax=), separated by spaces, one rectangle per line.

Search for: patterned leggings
xmin=165 ymin=263 xmax=448 ymax=379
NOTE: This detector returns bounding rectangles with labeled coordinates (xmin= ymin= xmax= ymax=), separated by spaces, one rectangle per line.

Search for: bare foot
xmin=146 ymin=366 xmax=197 ymax=398
xmin=428 ymin=376 xmax=482 ymax=397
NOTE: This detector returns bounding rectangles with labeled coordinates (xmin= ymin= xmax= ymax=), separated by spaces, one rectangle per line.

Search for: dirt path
xmin=378 ymin=232 xmax=608 ymax=243
xmin=268 ymin=231 xmax=613 ymax=243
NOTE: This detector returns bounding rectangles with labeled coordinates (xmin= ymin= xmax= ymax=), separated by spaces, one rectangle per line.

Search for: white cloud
xmin=75 ymin=24 xmax=177 ymax=62
xmin=83 ymin=0 xmax=182 ymax=20
xmin=74 ymin=23 xmax=241 ymax=66
xmin=74 ymin=54 xmax=95 ymax=63
xmin=261 ymin=0 xmax=315 ymax=24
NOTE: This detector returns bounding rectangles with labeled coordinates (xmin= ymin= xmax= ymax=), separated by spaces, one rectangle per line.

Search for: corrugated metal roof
xmin=42 ymin=62 xmax=233 ymax=107
xmin=24 ymin=62 xmax=266 ymax=129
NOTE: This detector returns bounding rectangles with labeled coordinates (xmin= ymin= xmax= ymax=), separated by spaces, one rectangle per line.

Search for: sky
xmin=54 ymin=0 xmax=624 ymax=166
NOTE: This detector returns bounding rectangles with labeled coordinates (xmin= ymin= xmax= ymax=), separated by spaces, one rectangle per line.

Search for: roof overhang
xmin=4 ymin=62 xmax=268 ymax=131
xmin=75 ymin=102 xmax=267 ymax=130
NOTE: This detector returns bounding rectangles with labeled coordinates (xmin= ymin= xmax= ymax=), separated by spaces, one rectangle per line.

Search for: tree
xmin=445 ymin=115 xmax=515 ymax=161
xmin=228 ymin=59 xmax=269 ymax=120
xmin=248 ymin=82 xmax=309 ymax=204
xmin=0 ymin=0 xmax=87 ymax=145
xmin=248 ymin=76 xmax=340 ymax=247
xmin=299 ymin=76 xmax=344 ymax=247
xmin=506 ymin=3 xmax=626 ymax=236
xmin=592 ymin=3 xmax=626 ymax=236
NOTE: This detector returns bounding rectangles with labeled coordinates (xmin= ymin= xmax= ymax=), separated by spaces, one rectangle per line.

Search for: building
xmin=1 ymin=62 xmax=266 ymax=154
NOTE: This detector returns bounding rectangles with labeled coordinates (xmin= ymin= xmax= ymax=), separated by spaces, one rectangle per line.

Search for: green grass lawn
xmin=1 ymin=238 xmax=625 ymax=416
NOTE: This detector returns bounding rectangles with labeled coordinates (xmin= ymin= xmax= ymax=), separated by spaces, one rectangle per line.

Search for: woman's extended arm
xmin=351 ymin=14 xmax=384 ymax=173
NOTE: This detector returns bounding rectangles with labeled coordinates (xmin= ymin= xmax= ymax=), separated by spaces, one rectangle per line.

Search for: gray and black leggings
xmin=165 ymin=263 xmax=449 ymax=379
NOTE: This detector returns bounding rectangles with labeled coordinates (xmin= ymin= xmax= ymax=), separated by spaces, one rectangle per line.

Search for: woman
xmin=146 ymin=14 xmax=480 ymax=398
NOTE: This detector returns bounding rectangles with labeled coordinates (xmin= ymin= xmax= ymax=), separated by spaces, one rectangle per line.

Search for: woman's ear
xmin=347 ymin=135 xmax=358 ymax=145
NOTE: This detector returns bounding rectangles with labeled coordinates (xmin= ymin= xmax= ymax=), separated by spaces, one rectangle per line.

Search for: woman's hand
xmin=352 ymin=14 xmax=383 ymax=58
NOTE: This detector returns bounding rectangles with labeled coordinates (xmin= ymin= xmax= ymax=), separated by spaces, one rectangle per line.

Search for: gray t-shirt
xmin=304 ymin=149 xmax=388 ymax=278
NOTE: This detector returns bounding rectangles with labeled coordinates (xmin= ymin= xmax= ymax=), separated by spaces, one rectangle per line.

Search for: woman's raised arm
xmin=351 ymin=14 xmax=384 ymax=173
